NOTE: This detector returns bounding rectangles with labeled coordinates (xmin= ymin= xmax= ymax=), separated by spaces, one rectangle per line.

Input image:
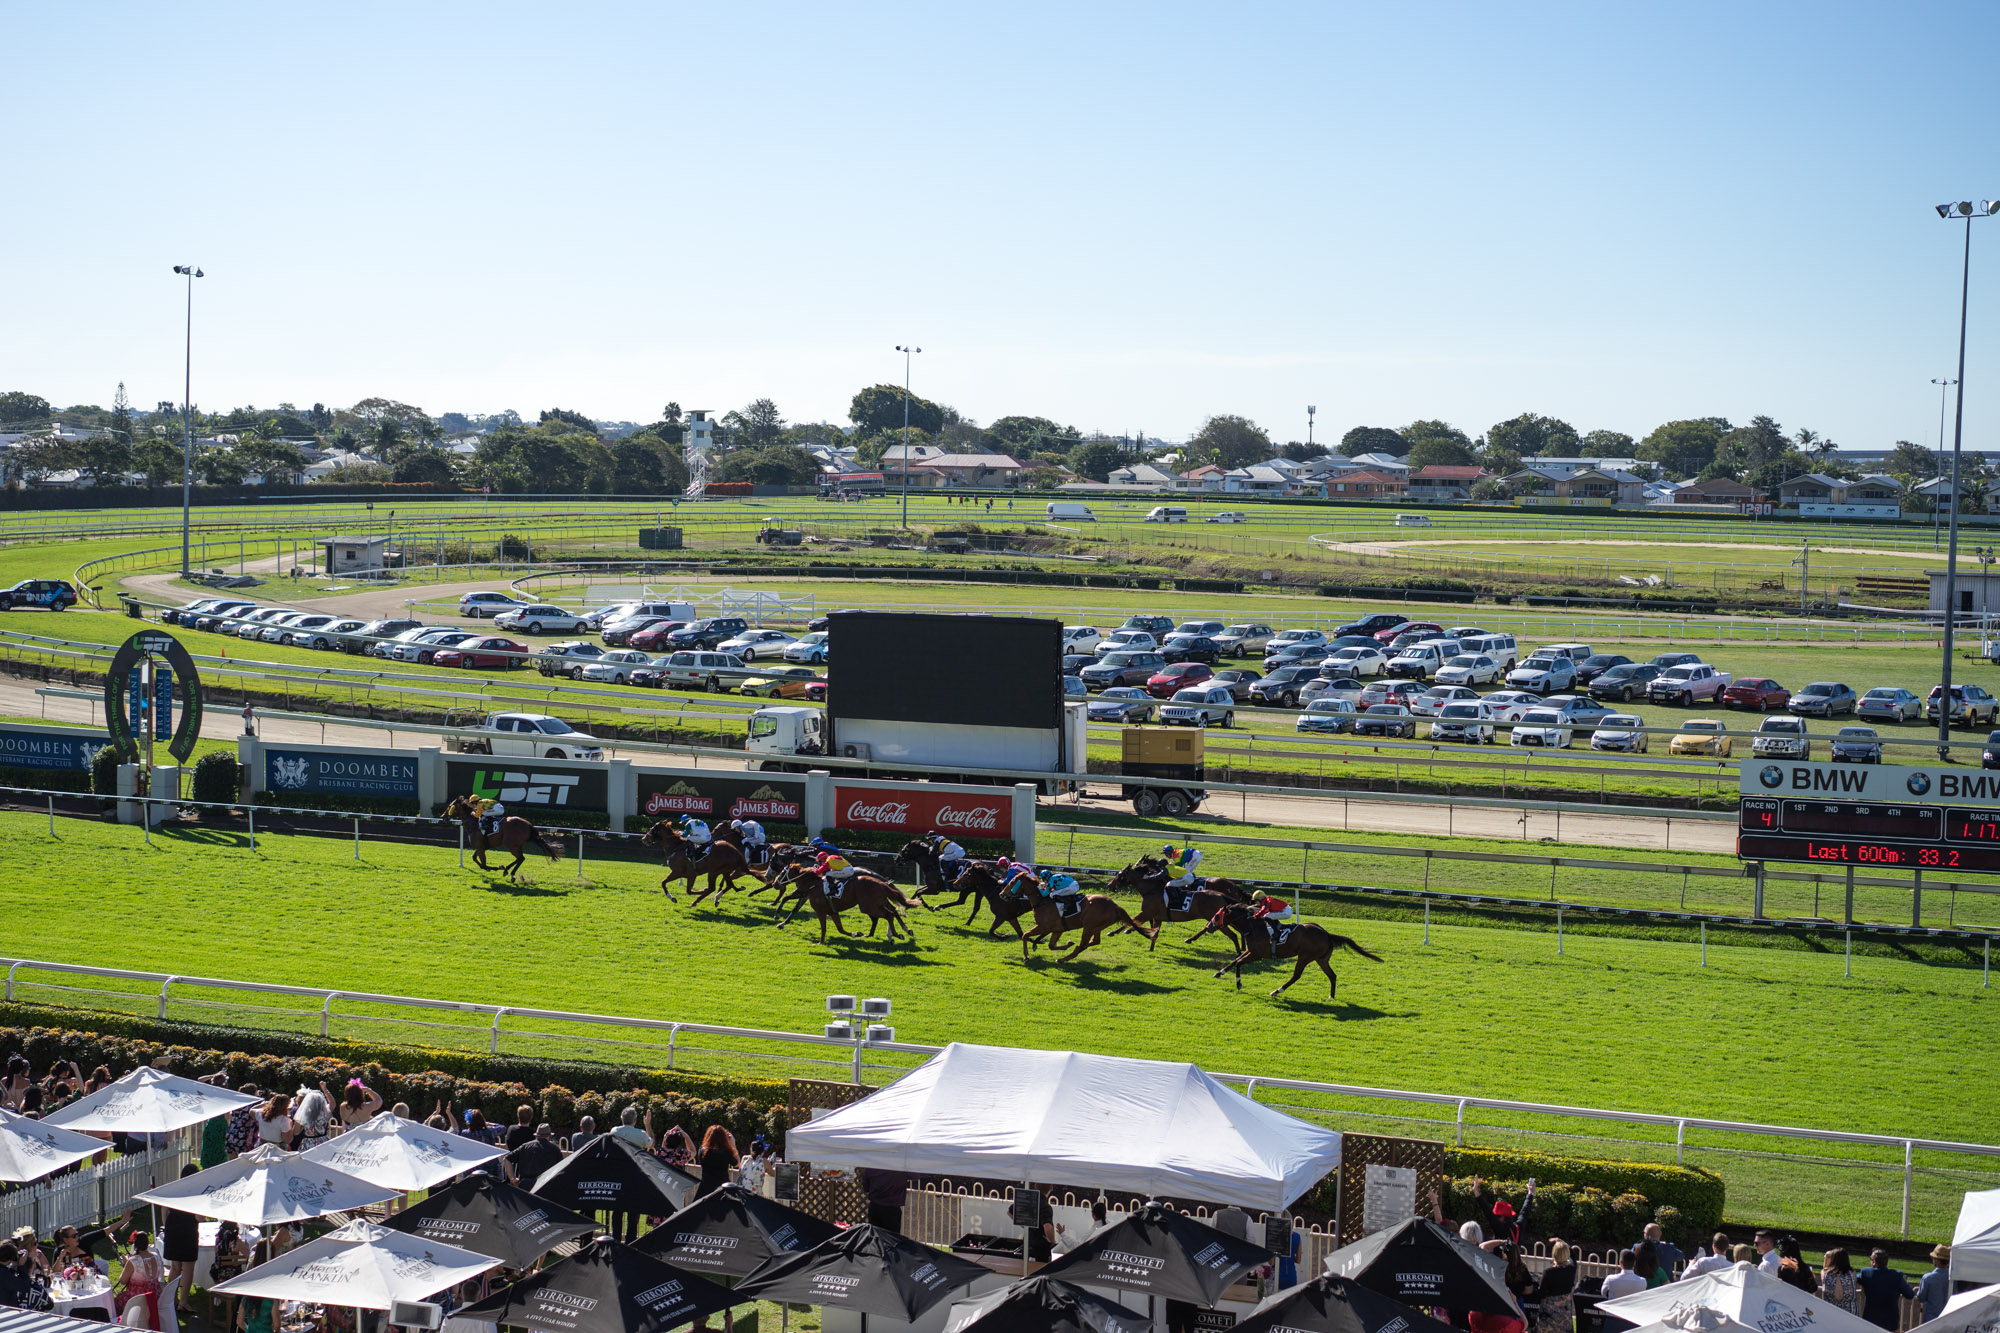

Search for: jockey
xmin=1043 ymin=871 xmax=1083 ymax=910
xmin=730 ymin=818 xmax=768 ymax=863
xmin=812 ymin=847 xmax=857 ymax=901
xmin=995 ymin=857 xmax=1039 ymax=895
xmin=1249 ymin=892 xmax=1295 ymax=926
xmin=809 ymin=835 xmax=841 ymax=857
xmin=927 ymin=831 xmax=967 ymax=881
xmin=470 ymin=795 xmax=505 ymax=838
xmin=678 ymin=815 xmax=712 ymax=857
xmin=1161 ymin=842 xmax=1202 ymax=890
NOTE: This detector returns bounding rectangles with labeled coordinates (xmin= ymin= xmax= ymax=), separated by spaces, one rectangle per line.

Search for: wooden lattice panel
xmin=1334 ymin=1133 xmax=1448 ymax=1246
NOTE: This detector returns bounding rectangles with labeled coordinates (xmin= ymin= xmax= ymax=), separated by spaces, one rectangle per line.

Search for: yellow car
xmin=738 ymin=666 xmax=822 ymax=699
xmin=1669 ymin=718 xmax=1733 ymax=756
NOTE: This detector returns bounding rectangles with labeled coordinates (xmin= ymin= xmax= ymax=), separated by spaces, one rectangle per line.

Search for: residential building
xmin=1181 ymin=464 xmax=1227 ymax=490
xmin=1221 ymin=465 xmax=1291 ymax=493
xmin=1521 ymin=455 xmax=1644 ymax=475
xmin=1503 ymin=466 xmax=1646 ymax=506
xmin=1347 ymin=452 xmax=1410 ymax=475
xmin=1323 ymin=469 xmax=1407 ymax=498
xmin=1671 ymin=478 xmax=1766 ymax=504
xmin=1105 ymin=462 xmax=1180 ymax=488
xmin=884 ymin=453 xmax=1024 ymax=487
xmin=1405 ymin=465 xmax=1489 ymax=502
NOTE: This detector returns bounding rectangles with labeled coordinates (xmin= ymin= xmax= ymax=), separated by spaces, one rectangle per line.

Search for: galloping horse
xmin=776 ymin=868 xmax=921 ymax=943
xmin=1107 ymin=859 xmax=1251 ymax=951
xmin=444 ymin=795 xmax=560 ymax=880
xmin=1018 ymin=891 xmax=1158 ymax=962
xmin=950 ymin=861 xmax=1038 ymax=938
xmin=642 ymin=821 xmax=757 ymax=904
xmin=1188 ymin=904 xmax=1384 ymax=999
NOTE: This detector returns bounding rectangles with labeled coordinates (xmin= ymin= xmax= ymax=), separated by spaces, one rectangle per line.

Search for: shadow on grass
xmin=812 ymin=937 xmax=948 ymax=965
xmin=468 ymin=875 xmax=573 ymax=898
xmin=159 ymin=827 xmax=255 ymax=850
xmin=1021 ymin=957 xmax=1179 ymax=995
xmin=1269 ymin=997 xmax=1403 ymax=1020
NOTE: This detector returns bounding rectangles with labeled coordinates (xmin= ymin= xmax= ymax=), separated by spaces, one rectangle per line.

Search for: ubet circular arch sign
xmin=102 ymin=629 xmax=204 ymax=764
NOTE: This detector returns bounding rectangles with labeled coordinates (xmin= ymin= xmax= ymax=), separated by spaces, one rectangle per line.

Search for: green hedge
xmin=0 ymin=765 xmax=90 ymax=793
xmin=1446 ymin=1147 xmax=1723 ymax=1235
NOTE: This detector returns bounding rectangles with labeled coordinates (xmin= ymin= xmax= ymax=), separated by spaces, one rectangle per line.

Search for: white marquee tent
xmin=783 ymin=1042 xmax=1341 ymax=1211
xmin=1955 ymin=1189 xmax=2000 ymax=1285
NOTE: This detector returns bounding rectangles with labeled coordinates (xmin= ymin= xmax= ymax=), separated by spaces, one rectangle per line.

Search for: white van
xmin=1464 ymin=633 xmax=1519 ymax=671
xmin=1145 ymin=506 xmax=1189 ymax=523
xmin=1046 ymin=502 xmax=1097 ymax=521
xmin=1394 ymin=514 xmax=1433 ymax=527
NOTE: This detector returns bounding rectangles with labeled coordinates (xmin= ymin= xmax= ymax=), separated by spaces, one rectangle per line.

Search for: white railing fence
xmin=0 ymin=1139 xmax=194 ymax=1238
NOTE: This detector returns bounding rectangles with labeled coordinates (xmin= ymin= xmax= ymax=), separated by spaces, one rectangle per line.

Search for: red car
xmin=1376 ymin=620 xmax=1441 ymax=645
xmin=627 ymin=620 xmax=689 ymax=652
xmin=1146 ymin=661 xmax=1215 ymax=698
xmin=432 ymin=637 xmax=528 ymax=669
xmin=1722 ymin=677 xmax=1790 ymax=711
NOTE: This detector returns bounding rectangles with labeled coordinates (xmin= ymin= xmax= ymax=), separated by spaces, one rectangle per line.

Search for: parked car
xmin=1982 ymin=730 xmax=2000 ymax=769
xmin=1205 ymin=511 xmax=1247 ymax=524
xmin=1166 ymin=619 xmax=1226 ymax=643
xmin=1062 ymin=674 xmax=1087 ymax=701
xmin=580 ymin=602 xmax=645 ymax=631
xmin=1429 ymin=701 xmax=1495 ymax=744
xmin=1543 ymin=642 xmax=1596 ymax=663
xmin=739 ymin=665 xmax=823 ymax=698
xmin=1061 ymin=626 xmax=1102 ymax=655
xmin=1335 ymin=613 xmax=1408 ymax=639
xmin=0 ymin=579 xmax=77 ymax=612
xmin=1212 ymin=624 xmax=1275 ymax=656
xmin=303 ymin=619 xmax=368 ymax=650
xmin=1248 ymin=665 xmax=1320 ymax=707
xmin=1590 ymin=714 xmax=1650 ymax=753
xmin=637 ymin=649 xmax=747 ymax=691
xmin=166 ymin=596 xmax=251 ymax=626
xmin=1375 ymin=621 xmax=1440 ymax=646
xmin=1062 ymin=653 xmax=1097 ymax=675
xmin=1460 ymin=633 xmax=1520 ymax=671
xmin=1722 ymin=677 xmax=1791 ymax=711
xmin=536 ymin=641 xmax=605 ymax=677
xmin=397 ymin=629 xmax=478 ymax=664
xmin=667 ymin=617 xmax=751 ymax=650
xmin=1509 ymin=708 xmax=1573 ymax=748
xmin=716 ymin=629 xmax=797 ymax=661
xmin=1359 ymin=679 xmax=1426 ymax=708
xmin=627 ymin=620 xmax=690 ymax=652
xmin=603 ymin=615 xmax=682 ymax=647
xmin=458 ymin=592 xmax=529 ymax=618
xmin=1080 ymin=650 xmax=1167 ymax=691
xmin=369 ymin=625 xmax=443 ymax=659
xmin=1587 ymin=663 xmax=1661 ymax=702
xmin=1858 ymin=687 xmax=1922 ymax=722
xmin=1297 ymin=698 xmax=1358 ymax=733
xmin=432 ymin=637 xmax=529 ymax=670
xmin=1790 ymin=682 xmax=1859 ymax=717
xmin=1265 ymin=629 xmax=1329 ymax=658
xmin=1669 ymin=719 xmax=1733 ymax=757
xmin=1211 ymin=667 xmax=1263 ymax=700
xmin=1751 ymin=715 xmax=1810 ymax=759
xmin=194 ymin=603 xmax=259 ymax=632
xmin=1119 ymin=614 xmax=1175 ymax=638
xmin=1434 ymin=653 xmax=1501 ymax=687
xmin=1301 ymin=675 xmax=1366 ymax=705
xmin=1266 ymin=641 xmax=1332 ymax=669
xmin=1650 ymin=652 xmax=1703 ymax=670
xmin=1088 ymin=686 xmax=1156 ymax=722
xmin=279 ymin=614 xmax=345 ymax=648
xmin=1830 ymin=726 xmax=1883 ymax=764
xmin=1387 ymin=642 xmax=1459 ymax=681
xmin=1410 ymin=685 xmax=1480 ymax=717
xmin=1324 ymin=645 xmax=1389 ymax=678
xmin=1549 ymin=696 xmax=1616 ymax=727
xmin=1161 ymin=636 xmax=1223 ymax=665
xmin=259 ymin=612 xmax=319 ymax=642
xmin=495 ymin=604 xmax=590 ymax=635
xmin=1574 ymin=654 xmax=1632 ymax=684
xmin=1444 ymin=626 xmax=1490 ymax=641
xmin=235 ymin=607 xmax=299 ymax=637
xmin=580 ymin=648 xmax=658 ymax=684
xmin=342 ymin=617 xmax=421 ymax=653
xmin=1479 ymin=691 xmax=1542 ymax=723
xmin=1096 ymin=630 xmax=1159 ymax=656
xmin=1928 ymin=683 xmax=2000 ymax=727
xmin=1354 ymin=703 xmax=1417 ymax=738
xmin=1146 ymin=662 xmax=1215 ymax=698
xmin=1648 ymin=664 xmax=1733 ymax=706
xmin=1507 ymin=653 xmax=1577 ymax=694
xmin=1160 ymin=685 xmax=1236 ymax=727
xmin=785 ymin=632 xmax=830 ymax=664
xmin=452 ymin=712 xmax=604 ymax=761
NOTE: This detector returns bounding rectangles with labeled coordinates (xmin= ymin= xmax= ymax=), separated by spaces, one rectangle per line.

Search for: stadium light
xmin=1934 ymin=201 xmax=1997 ymax=760
xmin=896 ymin=345 xmax=922 ymax=530
xmin=173 ymin=264 xmax=205 ymax=576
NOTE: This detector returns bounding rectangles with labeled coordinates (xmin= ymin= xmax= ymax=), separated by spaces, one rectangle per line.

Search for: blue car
xmin=0 ymin=579 xmax=77 ymax=611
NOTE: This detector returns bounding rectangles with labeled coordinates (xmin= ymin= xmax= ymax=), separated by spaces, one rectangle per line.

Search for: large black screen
xmin=827 ymin=612 xmax=1060 ymax=730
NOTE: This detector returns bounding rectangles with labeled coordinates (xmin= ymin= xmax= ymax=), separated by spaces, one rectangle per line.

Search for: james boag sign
xmin=637 ymin=773 xmax=804 ymax=821
xmin=832 ymin=784 xmax=1010 ymax=837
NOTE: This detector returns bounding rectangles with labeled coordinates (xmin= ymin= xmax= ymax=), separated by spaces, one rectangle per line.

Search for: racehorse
xmin=895 ymin=840 xmax=982 ymax=913
xmin=1019 ymin=891 xmax=1158 ymax=962
xmin=444 ymin=795 xmax=560 ymax=880
xmin=776 ymin=868 xmax=920 ymax=943
xmin=641 ymin=821 xmax=757 ymax=904
xmin=1106 ymin=859 xmax=1251 ymax=951
xmin=1187 ymin=904 xmax=1384 ymax=999
xmin=946 ymin=861 xmax=1038 ymax=938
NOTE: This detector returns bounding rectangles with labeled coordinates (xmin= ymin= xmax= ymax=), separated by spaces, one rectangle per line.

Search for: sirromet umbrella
xmin=737 ymin=1222 xmax=990 ymax=1320
xmin=1596 ymin=1264 xmax=1883 ymax=1333
xmin=1037 ymin=1201 xmax=1270 ymax=1305
xmin=531 ymin=1135 xmax=697 ymax=1217
xmin=459 ymin=1237 xmax=742 ymax=1333
xmin=1321 ymin=1217 xmax=1517 ymax=1318
xmin=1235 ymin=1275 xmax=1463 ymax=1333
xmin=944 ymin=1276 xmax=1147 ymax=1333
xmin=302 ymin=1113 xmax=508 ymax=1192
xmin=212 ymin=1219 xmax=501 ymax=1310
xmin=0 ymin=1107 xmax=111 ymax=1183
xmin=633 ymin=1183 xmax=839 ymax=1277
xmin=383 ymin=1175 xmax=598 ymax=1270
xmin=135 ymin=1143 xmax=396 ymax=1226
xmin=44 ymin=1067 xmax=259 ymax=1133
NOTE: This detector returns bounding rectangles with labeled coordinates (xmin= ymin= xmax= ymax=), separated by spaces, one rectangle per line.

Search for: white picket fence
xmin=0 ymin=1139 xmax=194 ymax=1237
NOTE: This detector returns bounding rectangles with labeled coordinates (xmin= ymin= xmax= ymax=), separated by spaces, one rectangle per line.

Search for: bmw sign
xmin=1759 ymin=766 xmax=1783 ymax=789
xmin=1907 ymin=772 xmax=1932 ymax=796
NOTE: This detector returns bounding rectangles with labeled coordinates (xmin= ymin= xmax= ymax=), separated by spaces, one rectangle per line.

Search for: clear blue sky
xmin=10 ymin=3 xmax=2000 ymax=451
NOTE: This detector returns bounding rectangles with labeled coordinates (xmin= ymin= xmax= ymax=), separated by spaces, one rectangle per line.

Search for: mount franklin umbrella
xmin=736 ymin=1223 xmax=990 ymax=1320
xmin=459 ymin=1238 xmax=742 ymax=1333
xmin=211 ymin=1218 xmax=501 ymax=1310
xmin=0 ymin=1107 xmax=111 ymax=1184
xmin=302 ymin=1112 xmax=508 ymax=1192
xmin=134 ymin=1143 xmax=395 ymax=1226
xmin=633 ymin=1183 xmax=839 ymax=1277
xmin=44 ymin=1067 xmax=258 ymax=1134
xmin=1036 ymin=1202 xmax=1270 ymax=1305
xmin=383 ymin=1174 xmax=598 ymax=1269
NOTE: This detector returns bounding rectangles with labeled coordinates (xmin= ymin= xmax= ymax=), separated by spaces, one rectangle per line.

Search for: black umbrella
xmin=530 ymin=1136 xmax=698 ymax=1218
xmin=736 ymin=1222 xmax=990 ymax=1320
xmin=459 ymin=1237 xmax=742 ymax=1333
xmin=1320 ymin=1218 xmax=1517 ymax=1317
xmin=944 ymin=1276 xmax=1149 ymax=1333
xmin=1236 ymin=1275 xmax=1464 ymax=1333
xmin=632 ymin=1183 xmax=840 ymax=1277
xmin=1037 ymin=1202 xmax=1271 ymax=1306
xmin=382 ymin=1174 xmax=599 ymax=1269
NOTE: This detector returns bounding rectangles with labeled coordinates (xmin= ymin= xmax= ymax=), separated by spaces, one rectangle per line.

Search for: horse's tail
xmin=1331 ymin=933 xmax=1384 ymax=962
xmin=1112 ymin=902 xmax=1159 ymax=942
xmin=531 ymin=825 xmax=561 ymax=861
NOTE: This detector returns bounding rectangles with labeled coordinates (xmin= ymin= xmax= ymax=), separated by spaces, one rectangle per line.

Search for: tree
xmin=987 ymin=415 xmax=1073 ymax=452
xmin=390 ymin=449 xmax=456 ymax=486
xmin=0 ymin=392 xmax=51 ymax=423
xmin=318 ymin=460 xmax=390 ymax=486
xmin=226 ymin=437 xmax=305 ymax=484
xmin=1469 ymin=478 xmax=1507 ymax=503
xmin=1067 ymin=439 xmax=1126 ymax=482
xmin=371 ymin=418 xmax=405 ymax=458
xmin=196 ymin=448 xmax=247 ymax=486
xmin=850 ymin=383 xmax=944 ymax=436
xmin=1338 ymin=425 xmax=1406 ymax=458
xmin=111 ymin=382 xmax=131 ymax=446
xmin=470 ymin=428 xmax=614 ymax=494
xmin=722 ymin=443 xmax=819 ymax=486
xmin=1280 ymin=441 xmax=1329 ymax=462
xmin=348 ymin=397 xmax=425 ymax=426
xmin=1636 ymin=419 xmax=1728 ymax=480
xmin=1486 ymin=413 xmax=1578 ymax=459
xmin=1578 ymin=428 xmax=1636 ymax=457
xmin=1401 ymin=421 xmax=1472 ymax=458
xmin=1883 ymin=440 xmax=1941 ymax=478
xmin=609 ymin=437 xmax=685 ymax=493
xmin=539 ymin=408 xmax=597 ymax=434
xmin=132 ymin=439 xmax=183 ymax=487
xmin=722 ymin=398 xmax=784 ymax=448
xmin=1406 ymin=436 xmax=1477 ymax=470
xmin=1183 ymin=414 xmax=1272 ymax=471
xmin=1747 ymin=450 xmax=1813 ymax=492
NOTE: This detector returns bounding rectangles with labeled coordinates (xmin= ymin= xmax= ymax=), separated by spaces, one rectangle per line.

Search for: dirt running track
xmin=0 ymin=674 xmax=1732 ymax=855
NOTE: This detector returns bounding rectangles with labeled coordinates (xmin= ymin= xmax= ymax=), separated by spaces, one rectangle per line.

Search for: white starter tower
xmin=683 ymin=409 xmax=715 ymax=499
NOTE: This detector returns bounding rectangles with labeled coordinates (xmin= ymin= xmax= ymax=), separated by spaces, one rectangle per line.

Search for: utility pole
xmin=172 ymin=264 xmax=204 ymax=575
xmin=1795 ymin=538 xmax=1809 ymax=617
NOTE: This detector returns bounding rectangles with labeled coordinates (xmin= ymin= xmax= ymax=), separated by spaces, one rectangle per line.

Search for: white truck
xmin=1647 ymin=663 xmax=1732 ymax=706
xmin=449 ymin=712 xmax=606 ymax=761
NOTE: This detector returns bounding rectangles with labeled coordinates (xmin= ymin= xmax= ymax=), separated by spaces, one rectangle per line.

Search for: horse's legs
xmin=1213 ymin=950 xmax=1251 ymax=988
xmin=507 ymin=848 xmax=527 ymax=879
xmin=1316 ymin=952 xmax=1340 ymax=1000
xmin=1272 ymin=954 xmax=1312 ymax=998
xmin=1061 ymin=928 xmax=1100 ymax=963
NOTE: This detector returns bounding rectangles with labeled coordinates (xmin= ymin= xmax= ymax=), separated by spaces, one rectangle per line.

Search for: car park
xmin=1160 ymin=685 xmax=1236 ymax=727
xmin=0 ymin=579 xmax=78 ymax=612
xmin=496 ymin=605 xmax=590 ymax=635
xmin=535 ymin=641 xmax=604 ymax=677
xmin=396 ymin=629 xmax=478 ymax=664
xmin=1573 ymin=654 xmax=1631 ymax=684
xmin=1161 ymin=635 xmax=1223 ymax=665
xmin=1089 ymin=686 xmax=1156 ymax=722
xmin=1096 ymin=629 xmax=1159 ymax=656
xmin=1647 ymin=663 xmax=1732 ymax=706
xmin=1080 ymin=650 xmax=1167 ymax=690
xmin=667 ymin=617 xmax=751 ymax=650
xmin=1213 ymin=624 xmax=1275 ymax=655
xmin=740 ymin=665 xmax=823 ymax=698
xmin=1248 ymin=665 xmax=1319 ymax=707
xmin=452 ymin=712 xmax=604 ymax=761
xmin=1205 ymin=511 xmax=1247 ymax=523
xmin=1297 ymin=699 xmax=1358 ymax=733
xmin=1790 ymin=682 xmax=1858 ymax=717
xmin=1429 ymin=701 xmax=1495 ymax=744
xmin=1510 ymin=708 xmax=1573 ymax=748
xmin=1335 ymin=613 xmax=1408 ymax=639
xmin=1301 ymin=674 xmax=1365 ymax=705
xmin=1387 ymin=641 xmax=1460 ymax=680
xmin=1120 ymin=614 xmax=1175 ymax=638
xmin=1507 ymin=653 xmax=1577 ymax=694
xmin=1722 ymin=678 xmax=1791 ymax=711
xmin=1983 ymin=730 xmax=2000 ymax=770
xmin=786 ymin=632 xmax=831 ymax=664
xmin=626 ymin=620 xmax=689 ymax=652
xmin=1061 ymin=625 xmax=1102 ymax=654
xmin=603 ymin=615 xmax=683 ymax=647
xmin=1354 ymin=703 xmax=1416 ymax=738
xmin=716 ymin=628 xmax=796 ymax=661
xmin=433 ymin=636 xmax=529 ymax=669
xmin=1324 ymin=645 xmax=1389 ymax=678
xmin=1359 ymin=679 xmax=1425 ymax=708
xmin=638 ymin=650 xmax=747 ymax=691
xmin=1265 ymin=629 xmax=1329 ymax=658
xmin=1588 ymin=663 xmax=1661 ymax=702
xmin=1410 ymin=685 xmax=1480 ymax=717
xmin=1751 ymin=715 xmax=1810 ymax=758
xmin=1480 ymin=691 xmax=1541 ymax=722
xmin=1858 ymin=687 xmax=1921 ymax=723
xmin=1927 ymin=684 xmax=2000 ymax=727
xmin=580 ymin=648 xmax=658 ymax=684
xmin=1211 ymin=667 xmax=1262 ymax=700
xmin=1434 ymin=653 xmax=1501 ymax=686
xmin=1147 ymin=661 xmax=1215 ymax=698
xmin=1830 ymin=726 xmax=1883 ymax=764
xmin=1376 ymin=621 xmax=1441 ymax=646
xmin=458 ymin=592 xmax=529 ymax=618
xmin=1590 ymin=714 xmax=1649 ymax=753
xmin=1669 ymin=719 xmax=1732 ymax=757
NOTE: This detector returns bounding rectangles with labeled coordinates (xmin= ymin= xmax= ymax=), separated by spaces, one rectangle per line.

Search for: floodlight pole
xmin=174 ymin=265 xmax=203 ymax=576
xmin=896 ymin=345 xmax=921 ymax=530
xmin=1937 ymin=202 xmax=1994 ymax=761
xmin=1932 ymin=377 xmax=1957 ymax=553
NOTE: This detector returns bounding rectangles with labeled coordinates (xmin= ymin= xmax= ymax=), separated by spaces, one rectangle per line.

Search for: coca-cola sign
xmin=833 ymin=785 xmax=1011 ymax=837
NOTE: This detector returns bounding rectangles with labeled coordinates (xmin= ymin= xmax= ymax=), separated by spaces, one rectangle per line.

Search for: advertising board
xmin=264 ymin=748 xmax=419 ymax=800
xmin=636 ymin=771 xmax=805 ymax=822
xmin=1739 ymin=758 xmax=2000 ymax=872
xmin=831 ymin=783 xmax=1011 ymax=838
xmin=0 ymin=726 xmax=110 ymax=772
xmin=444 ymin=757 xmax=609 ymax=812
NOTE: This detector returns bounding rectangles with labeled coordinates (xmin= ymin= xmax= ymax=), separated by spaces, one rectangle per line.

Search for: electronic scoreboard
xmin=1738 ymin=760 xmax=2000 ymax=871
